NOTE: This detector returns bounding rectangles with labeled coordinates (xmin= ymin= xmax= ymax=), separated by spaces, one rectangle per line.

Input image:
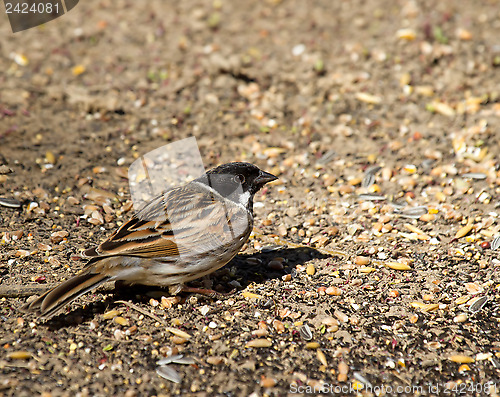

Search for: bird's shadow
xmin=43 ymin=246 xmax=330 ymax=328
xmin=229 ymin=246 xmax=330 ymax=288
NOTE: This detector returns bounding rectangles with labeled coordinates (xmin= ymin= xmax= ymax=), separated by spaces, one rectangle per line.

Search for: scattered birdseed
xmin=353 ymin=372 xmax=372 ymax=388
xmin=491 ymin=236 xmax=500 ymax=251
xmin=396 ymin=28 xmax=416 ymax=40
xmin=316 ymin=150 xmax=336 ymax=165
xmin=165 ymin=327 xmax=192 ymax=339
xmin=305 ymin=342 xmax=320 ymax=349
xmin=114 ymin=317 xmax=129 ymax=326
xmin=395 ymin=206 xmax=428 ymax=219
xmin=461 ymin=172 xmax=487 ymax=180
xmin=326 ymin=286 xmax=342 ymax=296
xmin=0 ymin=197 xmax=22 ymax=208
xmin=455 ymin=222 xmax=474 ymax=239
xmin=7 ymin=351 xmax=32 ymax=360
xmin=157 ymin=354 xmax=184 ymax=365
xmin=103 ymin=310 xmax=121 ymax=320
xmin=334 ymin=310 xmax=349 ymax=323
xmin=156 ymin=366 xmax=181 ymax=383
xmin=449 ymin=355 xmax=474 ymax=364
xmin=299 ymin=324 xmax=313 ymax=341
xmin=3 ymin=3 xmax=500 ymax=393
xmin=358 ymin=194 xmax=386 ymax=201
xmin=246 ymin=339 xmax=272 ymax=348
xmin=355 ymin=92 xmax=382 ymax=105
xmin=453 ymin=313 xmax=468 ymax=323
xmin=260 ymin=376 xmax=277 ymax=388
xmin=362 ymin=166 xmax=381 ymax=188
xmin=385 ymin=262 xmax=412 ymax=271
xmin=475 ymin=353 xmax=492 ymax=361
xmin=464 ymin=282 xmax=483 ymax=295
xmin=410 ymin=302 xmax=439 ymax=312
xmin=242 ymin=291 xmax=263 ymax=300
xmin=469 ymin=296 xmax=488 ymax=314
xmin=316 ymin=349 xmax=327 ymax=366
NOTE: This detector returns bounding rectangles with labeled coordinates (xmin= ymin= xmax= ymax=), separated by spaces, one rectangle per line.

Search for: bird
xmin=23 ymin=162 xmax=277 ymax=318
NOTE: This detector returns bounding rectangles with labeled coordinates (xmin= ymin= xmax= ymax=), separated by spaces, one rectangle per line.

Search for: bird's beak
xmin=256 ymin=170 xmax=278 ymax=186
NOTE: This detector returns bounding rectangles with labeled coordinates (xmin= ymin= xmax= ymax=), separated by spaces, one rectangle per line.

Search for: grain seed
xmin=449 ymin=355 xmax=474 ymax=364
xmin=246 ymin=339 xmax=272 ymax=348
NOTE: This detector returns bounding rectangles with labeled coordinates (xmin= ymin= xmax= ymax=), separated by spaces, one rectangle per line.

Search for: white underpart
xmin=238 ymin=191 xmax=251 ymax=207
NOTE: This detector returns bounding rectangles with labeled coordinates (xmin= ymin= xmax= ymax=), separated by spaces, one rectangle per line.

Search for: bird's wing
xmin=84 ymin=183 xmax=251 ymax=260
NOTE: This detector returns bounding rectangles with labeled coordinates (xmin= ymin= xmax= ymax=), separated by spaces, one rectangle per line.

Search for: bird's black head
xmin=199 ymin=162 xmax=277 ymax=207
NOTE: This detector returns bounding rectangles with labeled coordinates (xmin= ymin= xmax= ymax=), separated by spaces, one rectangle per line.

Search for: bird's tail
xmin=22 ymin=272 xmax=111 ymax=319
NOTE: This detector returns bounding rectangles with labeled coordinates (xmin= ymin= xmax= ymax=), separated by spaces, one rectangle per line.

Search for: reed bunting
xmin=24 ymin=162 xmax=277 ymax=318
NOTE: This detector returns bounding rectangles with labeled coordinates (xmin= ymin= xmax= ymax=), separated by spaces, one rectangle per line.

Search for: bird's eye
xmin=234 ymin=174 xmax=245 ymax=184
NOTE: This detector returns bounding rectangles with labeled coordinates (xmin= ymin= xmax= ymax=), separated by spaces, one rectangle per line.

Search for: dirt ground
xmin=1 ymin=0 xmax=500 ymax=395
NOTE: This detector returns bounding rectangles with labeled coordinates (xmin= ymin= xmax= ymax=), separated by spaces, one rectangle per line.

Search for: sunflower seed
xmin=421 ymin=159 xmax=435 ymax=169
xmin=157 ymin=354 xmax=196 ymax=366
xmin=491 ymin=356 xmax=500 ymax=369
xmin=358 ymin=194 xmax=386 ymax=201
xmin=491 ymin=236 xmax=500 ymax=251
xmin=171 ymin=356 xmax=196 ymax=365
xmin=390 ymin=200 xmax=407 ymax=210
xmin=354 ymin=372 xmax=372 ymax=388
xmin=0 ymin=197 xmax=21 ymax=208
xmin=362 ymin=166 xmax=381 ymax=188
xmin=157 ymin=354 xmax=184 ymax=365
xmin=365 ymin=165 xmax=382 ymax=175
xmin=317 ymin=149 xmax=336 ymax=165
xmin=461 ymin=172 xmax=487 ymax=180
xmin=395 ymin=206 xmax=428 ymax=219
xmin=156 ymin=365 xmax=181 ymax=383
xmin=261 ymin=245 xmax=281 ymax=252
xmin=469 ymin=296 xmax=488 ymax=314
xmin=362 ymin=173 xmax=375 ymax=188
xmin=299 ymin=324 xmax=313 ymax=341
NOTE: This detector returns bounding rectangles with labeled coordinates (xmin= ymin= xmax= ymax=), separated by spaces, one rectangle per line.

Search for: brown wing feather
xmin=83 ymin=183 xmax=249 ymax=260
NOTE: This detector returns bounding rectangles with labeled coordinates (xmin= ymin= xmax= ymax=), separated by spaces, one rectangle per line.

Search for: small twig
xmin=115 ymin=300 xmax=167 ymax=325
xmin=0 ymin=284 xmax=55 ymax=298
